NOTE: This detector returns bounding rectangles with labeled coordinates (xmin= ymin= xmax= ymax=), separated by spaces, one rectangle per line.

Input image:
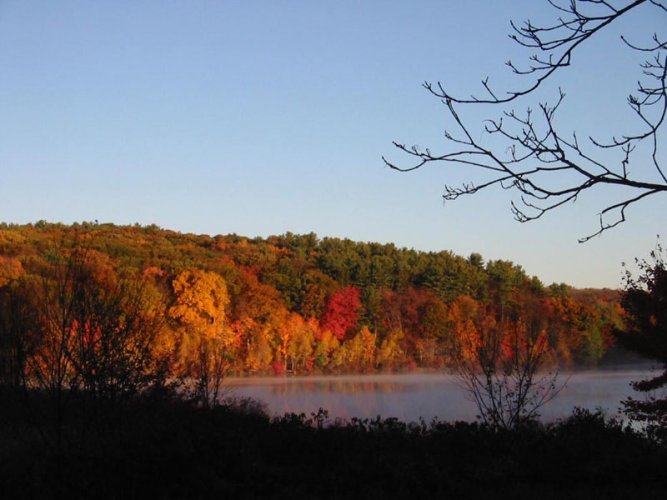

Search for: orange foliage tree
xmin=169 ymin=269 xmax=236 ymax=405
xmin=231 ymin=268 xmax=289 ymax=374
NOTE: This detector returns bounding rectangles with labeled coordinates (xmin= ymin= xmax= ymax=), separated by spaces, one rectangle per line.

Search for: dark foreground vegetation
xmin=1 ymin=389 xmax=666 ymax=500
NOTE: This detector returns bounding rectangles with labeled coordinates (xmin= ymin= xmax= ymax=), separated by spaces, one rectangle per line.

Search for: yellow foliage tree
xmin=345 ymin=326 xmax=376 ymax=372
xmin=282 ymin=313 xmax=316 ymax=374
xmin=168 ymin=269 xmax=235 ymax=405
xmin=243 ymin=322 xmax=274 ymax=373
xmin=313 ymin=329 xmax=339 ymax=371
xmin=376 ymin=329 xmax=404 ymax=370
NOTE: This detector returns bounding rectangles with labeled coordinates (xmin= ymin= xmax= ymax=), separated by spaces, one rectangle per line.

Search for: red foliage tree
xmin=320 ymin=286 xmax=362 ymax=341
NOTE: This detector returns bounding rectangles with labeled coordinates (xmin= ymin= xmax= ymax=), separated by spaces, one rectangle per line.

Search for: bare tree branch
xmin=385 ymin=0 xmax=666 ymax=241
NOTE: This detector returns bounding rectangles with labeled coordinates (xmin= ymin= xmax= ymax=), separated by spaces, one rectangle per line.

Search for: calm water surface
xmin=225 ymin=366 xmax=662 ymax=424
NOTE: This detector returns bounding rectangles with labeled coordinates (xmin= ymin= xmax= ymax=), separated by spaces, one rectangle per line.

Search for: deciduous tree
xmin=320 ymin=286 xmax=362 ymax=341
xmin=169 ymin=269 xmax=235 ymax=406
xmin=384 ymin=0 xmax=666 ymax=242
xmin=615 ymin=244 xmax=667 ymax=439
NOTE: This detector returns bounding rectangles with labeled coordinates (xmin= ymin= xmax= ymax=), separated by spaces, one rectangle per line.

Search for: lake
xmin=224 ymin=366 xmax=663 ymax=424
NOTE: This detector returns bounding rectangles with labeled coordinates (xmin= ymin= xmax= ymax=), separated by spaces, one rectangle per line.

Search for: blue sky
xmin=0 ymin=0 xmax=665 ymax=288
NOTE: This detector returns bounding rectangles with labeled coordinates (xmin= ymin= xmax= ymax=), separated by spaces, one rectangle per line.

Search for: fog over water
xmin=226 ymin=366 xmax=663 ymax=424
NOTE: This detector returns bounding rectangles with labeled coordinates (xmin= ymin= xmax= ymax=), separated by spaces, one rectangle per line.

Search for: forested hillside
xmin=0 ymin=221 xmax=623 ymax=381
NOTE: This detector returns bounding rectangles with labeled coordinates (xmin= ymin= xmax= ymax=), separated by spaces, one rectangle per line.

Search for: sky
xmin=0 ymin=0 xmax=665 ymax=289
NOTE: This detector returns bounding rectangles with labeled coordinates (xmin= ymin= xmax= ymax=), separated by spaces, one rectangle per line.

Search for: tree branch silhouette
xmin=383 ymin=0 xmax=666 ymax=242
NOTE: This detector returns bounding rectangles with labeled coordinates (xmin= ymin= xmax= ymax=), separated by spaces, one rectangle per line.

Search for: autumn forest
xmin=0 ymin=221 xmax=624 ymax=388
